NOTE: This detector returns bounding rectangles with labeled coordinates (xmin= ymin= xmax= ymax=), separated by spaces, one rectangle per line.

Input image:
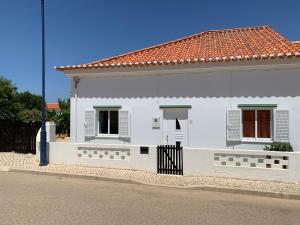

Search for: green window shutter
xmin=274 ymin=110 xmax=289 ymax=142
xmin=227 ymin=109 xmax=242 ymax=141
xmin=119 ymin=110 xmax=130 ymax=138
xmin=84 ymin=109 xmax=96 ymax=137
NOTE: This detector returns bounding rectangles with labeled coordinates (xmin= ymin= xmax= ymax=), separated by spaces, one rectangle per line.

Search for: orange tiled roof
xmin=46 ymin=103 xmax=60 ymax=110
xmin=55 ymin=26 xmax=300 ymax=71
xmin=291 ymin=41 xmax=300 ymax=51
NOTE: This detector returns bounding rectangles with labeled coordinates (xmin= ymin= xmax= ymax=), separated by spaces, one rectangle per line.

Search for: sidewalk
xmin=1 ymin=152 xmax=300 ymax=199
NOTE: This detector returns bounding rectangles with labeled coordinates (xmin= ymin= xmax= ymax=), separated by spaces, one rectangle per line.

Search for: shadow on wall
xmin=76 ymin=69 xmax=300 ymax=99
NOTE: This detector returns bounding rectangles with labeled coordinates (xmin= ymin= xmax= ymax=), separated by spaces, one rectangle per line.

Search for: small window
xmin=110 ymin=111 xmax=119 ymax=134
xmin=176 ymin=118 xmax=181 ymax=130
xmin=99 ymin=111 xmax=108 ymax=134
xmin=242 ymin=109 xmax=272 ymax=140
xmin=257 ymin=110 xmax=271 ymax=138
xmin=98 ymin=110 xmax=119 ymax=135
xmin=242 ymin=110 xmax=255 ymax=138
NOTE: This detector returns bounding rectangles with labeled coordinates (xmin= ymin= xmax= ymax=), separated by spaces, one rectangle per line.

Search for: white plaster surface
xmin=69 ymin=64 xmax=300 ymax=151
xmin=37 ymin=142 xmax=157 ymax=173
xmin=37 ymin=140 xmax=300 ymax=182
xmin=183 ymin=148 xmax=300 ymax=182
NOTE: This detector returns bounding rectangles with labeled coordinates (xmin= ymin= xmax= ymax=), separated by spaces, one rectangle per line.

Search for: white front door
xmin=163 ymin=109 xmax=188 ymax=147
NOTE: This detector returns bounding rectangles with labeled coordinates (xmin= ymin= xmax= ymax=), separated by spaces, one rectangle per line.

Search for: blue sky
xmin=0 ymin=0 xmax=299 ymax=101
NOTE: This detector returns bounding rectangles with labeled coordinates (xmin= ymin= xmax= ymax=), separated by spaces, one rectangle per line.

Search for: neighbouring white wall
xmin=70 ymin=65 xmax=300 ymax=151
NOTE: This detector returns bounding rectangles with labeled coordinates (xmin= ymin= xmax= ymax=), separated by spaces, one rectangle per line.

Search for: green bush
xmin=264 ymin=142 xmax=293 ymax=152
xmin=46 ymin=98 xmax=70 ymax=136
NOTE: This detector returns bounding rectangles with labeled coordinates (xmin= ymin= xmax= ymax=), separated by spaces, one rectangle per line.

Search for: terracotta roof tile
xmin=291 ymin=41 xmax=300 ymax=51
xmin=46 ymin=103 xmax=60 ymax=110
xmin=56 ymin=26 xmax=300 ymax=71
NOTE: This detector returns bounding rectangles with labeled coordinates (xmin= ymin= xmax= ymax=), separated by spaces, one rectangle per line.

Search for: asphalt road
xmin=0 ymin=172 xmax=300 ymax=225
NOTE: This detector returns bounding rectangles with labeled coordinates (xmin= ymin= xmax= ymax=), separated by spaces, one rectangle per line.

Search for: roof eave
xmin=55 ymin=52 xmax=300 ymax=72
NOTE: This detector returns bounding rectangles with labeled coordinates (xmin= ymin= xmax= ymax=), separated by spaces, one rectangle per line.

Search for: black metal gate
xmin=157 ymin=145 xmax=183 ymax=175
xmin=0 ymin=121 xmax=41 ymax=154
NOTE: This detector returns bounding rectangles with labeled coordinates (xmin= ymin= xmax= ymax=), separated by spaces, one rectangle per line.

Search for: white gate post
xmin=36 ymin=121 xmax=56 ymax=163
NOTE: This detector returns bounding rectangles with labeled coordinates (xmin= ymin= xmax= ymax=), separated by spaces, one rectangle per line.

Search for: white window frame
xmin=241 ymin=108 xmax=273 ymax=143
xmin=97 ymin=109 xmax=119 ymax=137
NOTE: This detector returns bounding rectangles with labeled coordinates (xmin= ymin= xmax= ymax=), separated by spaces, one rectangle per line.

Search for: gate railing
xmin=157 ymin=145 xmax=183 ymax=175
xmin=0 ymin=121 xmax=41 ymax=154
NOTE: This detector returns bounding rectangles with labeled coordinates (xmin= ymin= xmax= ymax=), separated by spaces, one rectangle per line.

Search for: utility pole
xmin=40 ymin=0 xmax=47 ymax=166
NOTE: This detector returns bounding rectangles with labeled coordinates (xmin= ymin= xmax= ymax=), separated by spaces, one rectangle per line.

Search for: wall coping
xmin=48 ymin=142 xmax=300 ymax=154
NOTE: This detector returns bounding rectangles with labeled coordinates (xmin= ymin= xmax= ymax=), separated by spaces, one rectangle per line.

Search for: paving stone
xmin=0 ymin=152 xmax=300 ymax=195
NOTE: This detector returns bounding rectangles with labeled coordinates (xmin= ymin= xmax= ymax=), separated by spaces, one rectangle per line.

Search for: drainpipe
xmin=73 ymin=77 xmax=80 ymax=143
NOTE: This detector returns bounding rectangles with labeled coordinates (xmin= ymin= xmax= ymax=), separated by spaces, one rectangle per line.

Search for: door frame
xmin=161 ymin=107 xmax=190 ymax=147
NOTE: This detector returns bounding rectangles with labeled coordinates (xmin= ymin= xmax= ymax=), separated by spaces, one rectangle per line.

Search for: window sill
xmin=95 ymin=135 xmax=119 ymax=139
xmin=242 ymin=138 xmax=273 ymax=144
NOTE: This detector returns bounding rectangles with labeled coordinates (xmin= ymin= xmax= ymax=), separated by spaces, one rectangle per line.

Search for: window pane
xmin=176 ymin=118 xmax=181 ymax=130
xmin=242 ymin=110 xmax=255 ymax=138
xmin=110 ymin=111 xmax=119 ymax=134
xmin=99 ymin=111 xmax=108 ymax=134
xmin=257 ymin=110 xmax=271 ymax=138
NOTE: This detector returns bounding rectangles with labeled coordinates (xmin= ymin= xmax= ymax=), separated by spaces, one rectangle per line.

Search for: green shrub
xmin=46 ymin=98 xmax=70 ymax=136
xmin=264 ymin=142 xmax=293 ymax=152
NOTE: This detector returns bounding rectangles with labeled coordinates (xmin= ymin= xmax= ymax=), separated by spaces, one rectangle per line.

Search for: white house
xmin=56 ymin=25 xmax=300 ymax=151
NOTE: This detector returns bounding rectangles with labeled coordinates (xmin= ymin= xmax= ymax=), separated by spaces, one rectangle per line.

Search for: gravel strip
xmin=1 ymin=152 xmax=300 ymax=194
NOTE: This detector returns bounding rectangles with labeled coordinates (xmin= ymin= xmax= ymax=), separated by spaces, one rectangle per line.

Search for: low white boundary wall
xmin=184 ymin=148 xmax=300 ymax=182
xmin=38 ymin=142 xmax=157 ymax=173
xmin=37 ymin=141 xmax=300 ymax=183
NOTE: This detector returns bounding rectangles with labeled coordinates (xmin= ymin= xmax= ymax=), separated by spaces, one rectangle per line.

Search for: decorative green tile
xmin=250 ymin=163 xmax=256 ymax=167
xmin=236 ymin=162 xmax=241 ymax=166
xmin=221 ymin=161 xmax=226 ymax=166
xmin=121 ymin=156 xmax=125 ymax=160
xmin=258 ymin=159 xmax=264 ymax=163
xmin=110 ymin=155 xmax=114 ymax=159
xmin=214 ymin=157 xmax=219 ymax=161
xmin=243 ymin=158 xmax=248 ymax=162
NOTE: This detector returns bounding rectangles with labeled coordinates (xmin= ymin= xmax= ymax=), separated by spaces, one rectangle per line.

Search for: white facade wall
xmin=69 ymin=65 xmax=300 ymax=151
